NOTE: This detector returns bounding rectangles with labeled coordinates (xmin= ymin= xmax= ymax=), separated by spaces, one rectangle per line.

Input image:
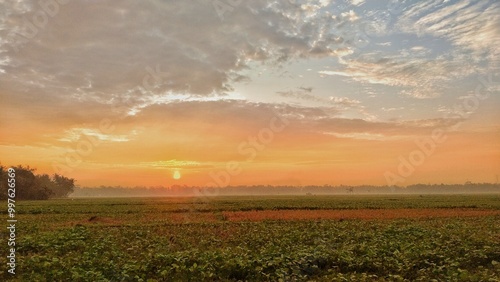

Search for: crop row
xmin=4 ymin=216 xmax=499 ymax=281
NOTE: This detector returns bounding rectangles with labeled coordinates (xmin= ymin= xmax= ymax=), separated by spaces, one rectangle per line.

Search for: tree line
xmin=71 ymin=183 xmax=500 ymax=197
xmin=0 ymin=165 xmax=75 ymax=200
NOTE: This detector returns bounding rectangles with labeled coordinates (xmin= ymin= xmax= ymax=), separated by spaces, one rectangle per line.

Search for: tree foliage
xmin=0 ymin=165 xmax=75 ymax=200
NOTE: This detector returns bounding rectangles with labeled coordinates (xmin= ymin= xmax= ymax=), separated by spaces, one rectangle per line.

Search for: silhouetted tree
xmin=51 ymin=174 xmax=75 ymax=198
xmin=14 ymin=166 xmax=52 ymax=200
xmin=0 ymin=165 xmax=75 ymax=200
xmin=0 ymin=166 xmax=7 ymax=200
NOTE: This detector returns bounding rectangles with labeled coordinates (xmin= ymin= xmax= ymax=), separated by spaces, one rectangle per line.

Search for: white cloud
xmin=319 ymin=0 xmax=333 ymax=7
xmin=58 ymin=128 xmax=136 ymax=142
xmin=313 ymin=0 xmax=498 ymax=101
xmin=341 ymin=10 xmax=359 ymax=21
xmin=350 ymin=0 xmax=365 ymax=7
xmin=277 ymin=87 xmax=361 ymax=111
xmin=329 ymin=96 xmax=360 ymax=106
xmin=397 ymin=0 xmax=500 ymax=64
xmin=321 ymin=131 xmax=402 ymax=141
xmin=319 ymin=51 xmax=477 ymax=98
xmin=376 ymin=42 xmax=391 ymax=47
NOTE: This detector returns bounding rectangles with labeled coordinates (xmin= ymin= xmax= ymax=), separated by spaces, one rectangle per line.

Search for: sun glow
xmin=173 ymin=170 xmax=181 ymax=180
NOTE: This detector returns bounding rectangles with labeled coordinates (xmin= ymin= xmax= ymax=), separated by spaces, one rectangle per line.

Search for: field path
xmin=222 ymin=208 xmax=500 ymax=222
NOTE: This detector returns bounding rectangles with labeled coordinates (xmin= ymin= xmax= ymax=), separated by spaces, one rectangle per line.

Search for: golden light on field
xmin=172 ymin=170 xmax=181 ymax=180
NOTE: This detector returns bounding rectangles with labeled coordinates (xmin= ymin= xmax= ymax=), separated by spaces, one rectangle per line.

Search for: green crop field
xmin=2 ymin=195 xmax=500 ymax=281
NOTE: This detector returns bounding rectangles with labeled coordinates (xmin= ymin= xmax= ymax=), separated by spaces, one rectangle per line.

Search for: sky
xmin=0 ymin=0 xmax=499 ymax=188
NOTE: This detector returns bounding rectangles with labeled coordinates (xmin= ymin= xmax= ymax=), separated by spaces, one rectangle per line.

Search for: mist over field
xmin=71 ymin=183 xmax=500 ymax=198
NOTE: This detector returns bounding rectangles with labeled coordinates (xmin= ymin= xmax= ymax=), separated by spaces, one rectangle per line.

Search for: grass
xmin=2 ymin=194 xmax=499 ymax=281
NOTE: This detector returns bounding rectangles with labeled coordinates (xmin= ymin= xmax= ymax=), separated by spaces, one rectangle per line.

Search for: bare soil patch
xmin=222 ymin=208 xmax=500 ymax=222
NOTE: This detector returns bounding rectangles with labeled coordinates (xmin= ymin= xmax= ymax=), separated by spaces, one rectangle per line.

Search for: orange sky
xmin=1 ymin=104 xmax=498 ymax=187
xmin=1 ymin=0 xmax=499 ymax=188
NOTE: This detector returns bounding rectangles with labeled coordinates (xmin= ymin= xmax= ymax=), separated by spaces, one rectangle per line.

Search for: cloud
xmin=277 ymin=87 xmax=361 ymax=110
xmin=312 ymin=116 xmax=464 ymax=139
xmin=277 ymin=89 xmax=324 ymax=103
xmin=376 ymin=42 xmax=391 ymax=47
xmin=57 ymin=128 xmax=136 ymax=143
xmin=0 ymin=0 xmax=386 ymax=145
xmin=0 ymin=0 xmax=361 ymax=102
xmin=381 ymin=107 xmax=404 ymax=112
xmin=1 ymin=95 xmax=465 ymax=150
xmin=319 ymin=52 xmax=477 ymax=98
xmin=0 ymin=1 xmax=495 ymax=143
xmin=340 ymin=10 xmax=360 ymax=22
xmin=397 ymin=0 xmax=500 ymax=64
xmin=128 ymin=101 xmax=463 ymax=141
xmin=315 ymin=0 xmax=498 ymax=100
xmin=298 ymin=86 xmax=313 ymax=93
xmin=321 ymin=132 xmax=400 ymax=141
xmin=328 ymin=96 xmax=360 ymax=107
xmin=350 ymin=0 xmax=365 ymax=6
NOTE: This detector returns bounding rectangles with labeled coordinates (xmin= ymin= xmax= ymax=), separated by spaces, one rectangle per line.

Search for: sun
xmin=172 ymin=170 xmax=181 ymax=180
